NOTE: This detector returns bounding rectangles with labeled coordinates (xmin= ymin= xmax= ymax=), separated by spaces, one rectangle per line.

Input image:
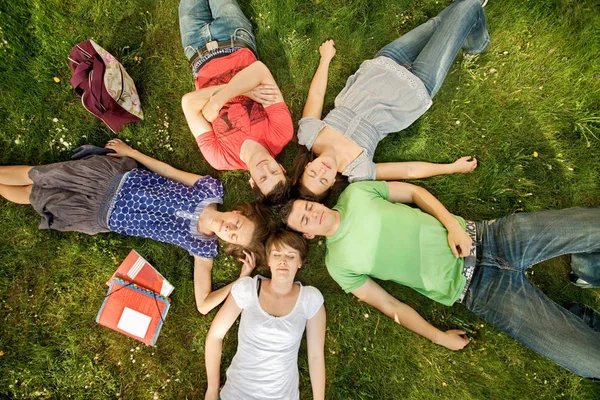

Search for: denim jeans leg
xmin=466 ymin=265 xmax=600 ymax=378
xmin=483 ymin=207 xmax=600 ymax=283
xmin=179 ymin=0 xmax=214 ymax=61
xmin=208 ymin=0 xmax=258 ymax=55
xmin=412 ymin=0 xmax=490 ymax=97
xmin=375 ymin=0 xmax=472 ymax=66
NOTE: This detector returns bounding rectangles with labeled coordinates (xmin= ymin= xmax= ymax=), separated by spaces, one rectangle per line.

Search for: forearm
xmin=308 ymin=58 xmax=332 ymax=100
xmin=205 ymin=335 xmax=223 ymax=392
xmin=183 ymin=85 xmax=226 ymax=110
xmin=302 ymin=58 xmax=332 ymax=118
xmin=123 ymin=149 xmax=173 ymax=177
xmin=386 ymin=297 xmax=444 ymax=344
xmin=212 ymin=61 xmax=272 ymax=106
xmin=412 ymin=186 xmax=462 ymax=232
xmin=375 ymin=162 xmax=456 ymax=181
xmin=195 ymin=281 xmax=235 ymax=315
xmin=308 ymin=355 xmax=326 ymax=400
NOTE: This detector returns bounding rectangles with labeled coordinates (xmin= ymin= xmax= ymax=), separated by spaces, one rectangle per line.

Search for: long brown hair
xmin=290 ymin=148 xmax=346 ymax=202
xmin=223 ymin=203 xmax=276 ymax=266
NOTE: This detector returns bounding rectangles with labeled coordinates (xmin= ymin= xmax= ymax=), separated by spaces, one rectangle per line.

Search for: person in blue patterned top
xmin=0 ymin=139 xmax=275 ymax=314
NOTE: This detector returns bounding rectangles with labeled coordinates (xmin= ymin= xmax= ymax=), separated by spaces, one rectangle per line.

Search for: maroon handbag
xmin=68 ymin=40 xmax=144 ymax=133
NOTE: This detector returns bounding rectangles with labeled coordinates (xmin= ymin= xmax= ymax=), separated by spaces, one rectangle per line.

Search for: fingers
xmin=449 ymin=241 xmax=459 ymax=258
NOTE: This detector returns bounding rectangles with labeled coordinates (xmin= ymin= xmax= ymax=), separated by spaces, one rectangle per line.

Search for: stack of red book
xmin=96 ymin=250 xmax=173 ymax=346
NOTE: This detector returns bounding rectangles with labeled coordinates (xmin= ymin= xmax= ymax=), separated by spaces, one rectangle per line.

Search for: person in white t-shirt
xmin=204 ymin=230 xmax=326 ymax=400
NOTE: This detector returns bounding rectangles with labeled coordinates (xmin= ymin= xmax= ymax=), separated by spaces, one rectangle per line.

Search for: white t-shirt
xmin=219 ymin=276 xmax=324 ymax=400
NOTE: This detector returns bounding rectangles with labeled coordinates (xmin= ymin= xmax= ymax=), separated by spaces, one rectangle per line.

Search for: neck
xmin=240 ymin=140 xmax=267 ymax=166
xmin=324 ymin=210 xmax=341 ymax=237
xmin=267 ymin=277 xmax=296 ymax=297
xmin=197 ymin=203 xmax=218 ymax=235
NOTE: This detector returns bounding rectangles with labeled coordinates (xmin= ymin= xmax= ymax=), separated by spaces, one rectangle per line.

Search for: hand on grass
xmin=105 ymin=139 xmax=134 ymax=157
xmin=447 ymin=227 xmax=472 ymax=258
xmin=438 ymin=329 xmax=470 ymax=351
xmin=238 ymin=250 xmax=256 ymax=278
xmin=319 ymin=39 xmax=336 ymax=62
xmin=245 ymin=84 xmax=281 ymax=107
xmin=452 ymin=156 xmax=477 ymax=173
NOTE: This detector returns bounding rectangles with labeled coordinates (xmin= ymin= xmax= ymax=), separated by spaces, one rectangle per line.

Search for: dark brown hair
xmin=266 ymin=229 xmax=309 ymax=265
xmin=252 ymin=175 xmax=293 ymax=206
xmin=278 ymin=199 xmax=296 ymax=228
xmin=223 ymin=202 xmax=276 ymax=266
xmin=290 ymin=148 xmax=345 ymax=202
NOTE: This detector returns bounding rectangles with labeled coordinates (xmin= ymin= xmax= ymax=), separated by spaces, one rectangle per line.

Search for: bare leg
xmin=0 ymin=184 xmax=32 ymax=204
xmin=0 ymin=166 xmax=34 ymax=186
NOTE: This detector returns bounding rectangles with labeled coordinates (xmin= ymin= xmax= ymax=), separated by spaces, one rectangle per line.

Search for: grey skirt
xmin=28 ymin=155 xmax=137 ymax=235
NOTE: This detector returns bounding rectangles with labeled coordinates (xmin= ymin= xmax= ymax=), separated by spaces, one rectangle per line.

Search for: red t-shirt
xmin=194 ymin=48 xmax=293 ymax=171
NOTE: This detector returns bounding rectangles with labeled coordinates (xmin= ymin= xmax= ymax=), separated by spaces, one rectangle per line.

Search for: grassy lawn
xmin=1 ymin=0 xmax=599 ymax=398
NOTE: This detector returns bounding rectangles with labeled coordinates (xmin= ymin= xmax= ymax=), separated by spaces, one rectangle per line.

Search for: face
xmin=249 ymin=156 xmax=286 ymax=195
xmin=210 ymin=211 xmax=255 ymax=246
xmin=287 ymin=200 xmax=336 ymax=237
xmin=301 ymin=155 xmax=337 ymax=196
xmin=268 ymin=243 xmax=302 ymax=278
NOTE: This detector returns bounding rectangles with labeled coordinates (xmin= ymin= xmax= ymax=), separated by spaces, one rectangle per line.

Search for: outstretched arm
xmin=352 ymin=278 xmax=469 ymax=350
xmin=387 ymin=181 xmax=472 ymax=258
xmin=105 ymin=139 xmax=201 ymax=186
xmin=204 ymin=294 xmax=243 ymax=400
xmin=375 ymin=156 xmax=477 ymax=181
xmin=306 ymin=305 xmax=326 ymax=400
xmin=203 ymin=61 xmax=284 ymax=121
xmin=194 ymin=251 xmax=256 ymax=315
xmin=302 ymin=40 xmax=336 ymax=119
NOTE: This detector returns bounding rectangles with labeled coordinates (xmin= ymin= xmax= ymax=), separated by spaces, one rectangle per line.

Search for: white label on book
xmin=160 ymin=280 xmax=174 ymax=297
xmin=117 ymin=307 xmax=152 ymax=339
xmin=127 ymin=257 xmax=146 ymax=280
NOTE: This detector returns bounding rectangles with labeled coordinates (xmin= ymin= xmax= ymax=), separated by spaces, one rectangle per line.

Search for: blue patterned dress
xmin=107 ymin=170 xmax=223 ymax=259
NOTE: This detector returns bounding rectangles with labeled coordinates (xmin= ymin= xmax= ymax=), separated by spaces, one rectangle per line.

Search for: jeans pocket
xmin=232 ymin=28 xmax=257 ymax=51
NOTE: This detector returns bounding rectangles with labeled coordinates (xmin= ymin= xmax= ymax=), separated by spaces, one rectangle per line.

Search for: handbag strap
xmin=70 ymin=47 xmax=109 ymax=113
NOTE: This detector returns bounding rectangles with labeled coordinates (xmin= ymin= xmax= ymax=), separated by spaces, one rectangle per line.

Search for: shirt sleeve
xmin=195 ymin=131 xmax=231 ymax=171
xmin=187 ymin=237 xmax=218 ymax=259
xmin=297 ymin=117 xmax=327 ymax=151
xmin=303 ymin=286 xmax=325 ymax=319
xmin=326 ymin=263 xmax=369 ymax=293
xmin=346 ymin=158 xmax=376 ymax=183
xmin=263 ymin=102 xmax=294 ymax=154
xmin=193 ymin=175 xmax=224 ymax=200
xmin=230 ymin=277 xmax=255 ymax=309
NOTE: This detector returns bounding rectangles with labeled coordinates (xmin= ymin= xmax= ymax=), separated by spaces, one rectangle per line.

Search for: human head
xmin=266 ymin=229 xmax=309 ymax=265
xmin=265 ymin=230 xmax=309 ymax=278
xmin=248 ymin=156 xmax=291 ymax=204
xmin=280 ymin=199 xmax=339 ymax=239
xmin=251 ymin=173 xmax=292 ymax=206
xmin=291 ymin=149 xmax=335 ymax=202
xmin=223 ymin=203 xmax=276 ymax=266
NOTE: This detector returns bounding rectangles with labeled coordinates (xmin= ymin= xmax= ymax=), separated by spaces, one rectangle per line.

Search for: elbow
xmin=196 ymin=296 xmax=212 ymax=315
xmin=181 ymin=92 xmax=194 ymax=113
xmin=197 ymin=304 xmax=212 ymax=315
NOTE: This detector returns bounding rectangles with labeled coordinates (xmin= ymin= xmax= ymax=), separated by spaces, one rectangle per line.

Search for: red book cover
xmin=96 ymin=278 xmax=170 ymax=346
xmin=108 ymin=250 xmax=174 ymax=297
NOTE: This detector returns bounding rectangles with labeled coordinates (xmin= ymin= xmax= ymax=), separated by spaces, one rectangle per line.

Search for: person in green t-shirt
xmin=280 ymin=180 xmax=600 ymax=379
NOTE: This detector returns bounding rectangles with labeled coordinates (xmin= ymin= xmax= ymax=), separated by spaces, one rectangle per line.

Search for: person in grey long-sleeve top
xmin=293 ymin=0 xmax=490 ymax=201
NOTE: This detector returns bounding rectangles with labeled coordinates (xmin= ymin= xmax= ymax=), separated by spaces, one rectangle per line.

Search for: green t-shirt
xmin=325 ymin=181 xmax=467 ymax=306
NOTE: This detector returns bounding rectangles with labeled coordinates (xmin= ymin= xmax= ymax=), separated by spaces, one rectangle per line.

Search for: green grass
xmin=1 ymin=0 xmax=600 ymax=398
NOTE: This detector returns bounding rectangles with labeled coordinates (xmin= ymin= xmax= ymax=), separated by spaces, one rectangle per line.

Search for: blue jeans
xmin=464 ymin=207 xmax=600 ymax=378
xmin=178 ymin=0 xmax=257 ymax=61
xmin=376 ymin=0 xmax=489 ymax=97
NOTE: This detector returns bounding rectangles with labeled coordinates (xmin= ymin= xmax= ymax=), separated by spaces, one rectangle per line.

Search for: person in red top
xmin=179 ymin=0 xmax=294 ymax=205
